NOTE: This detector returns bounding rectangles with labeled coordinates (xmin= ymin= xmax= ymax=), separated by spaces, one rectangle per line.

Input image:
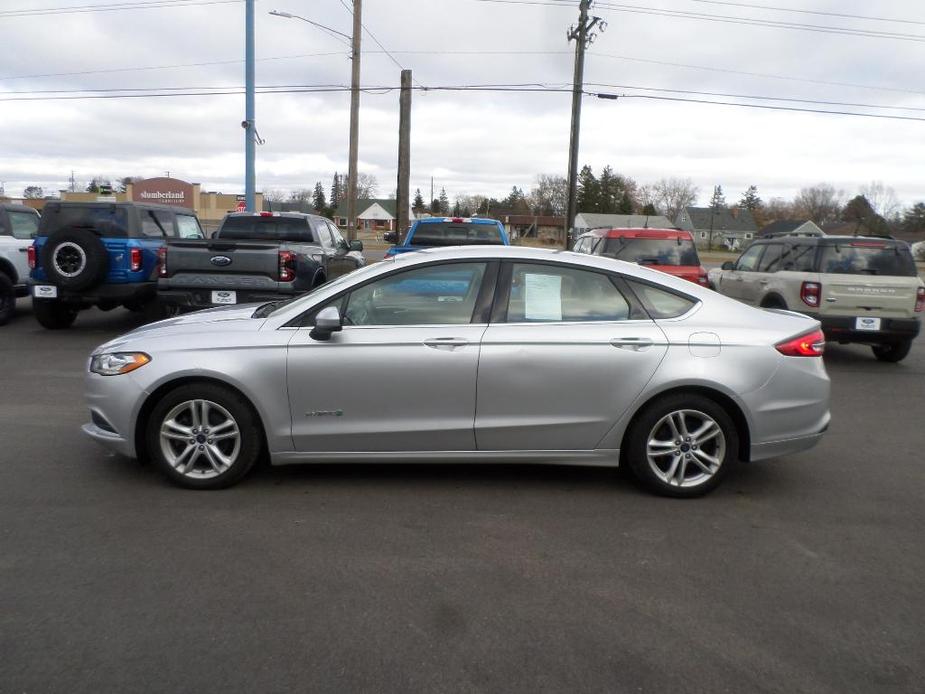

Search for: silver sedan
xmin=83 ymin=246 xmax=830 ymax=497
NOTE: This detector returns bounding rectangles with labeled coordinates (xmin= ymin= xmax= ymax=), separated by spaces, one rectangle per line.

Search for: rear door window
xmin=505 ymin=263 xmax=632 ymax=323
xmin=140 ymin=209 xmax=168 ymax=238
xmin=819 ymin=242 xmax=917 ymax=277
xmin=780 ymin=244 xmax=816 ymax=271
xmin=7 ymin=210 xmax=40 ymax=239
xmin=734 ymin=244 xmax=765 ymax=272
xmin=38 ymin=205 xmax=129 ymax=237
xmin=757 ymin=244 xmax=783 ymax=272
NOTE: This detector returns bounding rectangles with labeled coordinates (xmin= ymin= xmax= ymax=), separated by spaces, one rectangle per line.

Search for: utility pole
xmin=430 ymin=176 xmax=434 ymax=212
xmin=565 ymin=0 xmax=603 ymax=246
xmin=244 ymin=0 xmax=256 ymax=211
xmin=346 ymin=0 xmax=363 ymax=241
xmin=396 ymin=69 xmax=412 ymax=237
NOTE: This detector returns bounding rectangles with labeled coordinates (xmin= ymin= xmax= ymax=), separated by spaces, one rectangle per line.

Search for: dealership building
xmin=57 ymin=177 xmax=264 ymax=233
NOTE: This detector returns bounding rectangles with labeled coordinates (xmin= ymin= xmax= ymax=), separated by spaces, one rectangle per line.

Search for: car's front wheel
xmin=145 ymin=382 xmax=263 ymax=489
xmin=624 ymin=393 xmax=738 ymax=498
xmin=872 ymin=339 xmax=912 ymax=363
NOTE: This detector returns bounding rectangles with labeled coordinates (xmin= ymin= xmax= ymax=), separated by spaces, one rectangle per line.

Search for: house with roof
xmin=759 ymin=219 xmax=825 ymax=238
xmin=675 ymin=207 xmax=758 ymax=250
xmin=573 ymin=213 xmax=675 ymax=232
xmin=334 ymin=199 xmax=407 ymax=232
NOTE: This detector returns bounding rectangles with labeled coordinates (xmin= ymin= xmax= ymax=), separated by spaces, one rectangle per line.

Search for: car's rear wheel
xmin=146 ymin=382 xmax=262 ymax=489
xmin=625 ymin=393 xmax=738 ymax=498
xmin=32 ymin=298 xmax=79 ymax=330
xmin=0 ymin=273 xmax=14 ymax=326
xmin=872 ymin=339 xmax=912 ymax=363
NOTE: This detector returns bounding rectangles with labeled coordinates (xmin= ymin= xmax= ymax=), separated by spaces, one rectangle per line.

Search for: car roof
xmin=583 ymin=227 xmax=690 ymax=239
xmin=1 ymin=203 xmax=40 ymax=214
xmin=755 ymin=235 xmax=906 ymax=247
xmin=43 ymin=201 xmax=195 ymax=214
xmin=415 ymin=217 xmax=500 ymax=225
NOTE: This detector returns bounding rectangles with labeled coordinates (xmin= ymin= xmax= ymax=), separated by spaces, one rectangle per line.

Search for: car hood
xmin=92 ymin=304 xmax=266 ymax=355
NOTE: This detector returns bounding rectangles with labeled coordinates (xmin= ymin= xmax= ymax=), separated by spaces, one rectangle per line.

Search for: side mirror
xmin=383 ymin=231 xmax=398 ymax=244
xmin=349 ymin=240 xmax=363 ymax=252
xmin=721 ymin=261 xmax=735 ymax=270
xmin=310 ymin=306 xmax=343 ymax=341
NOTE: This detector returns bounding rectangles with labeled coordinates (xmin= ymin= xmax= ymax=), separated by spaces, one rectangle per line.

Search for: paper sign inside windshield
xmin=524 ymin=273 xmax=562 ymax=321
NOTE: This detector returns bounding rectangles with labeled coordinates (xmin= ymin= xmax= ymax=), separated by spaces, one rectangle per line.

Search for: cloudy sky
xmin=1 ymin=0 xmax=923 ymax=209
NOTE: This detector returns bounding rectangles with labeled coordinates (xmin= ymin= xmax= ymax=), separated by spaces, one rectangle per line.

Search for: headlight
xmin=90 ymin=352 xmax=151 ymax=376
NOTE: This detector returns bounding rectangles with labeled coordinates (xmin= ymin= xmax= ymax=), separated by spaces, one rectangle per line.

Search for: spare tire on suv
xmin=40 ymin=228 xmax=108 ymax=292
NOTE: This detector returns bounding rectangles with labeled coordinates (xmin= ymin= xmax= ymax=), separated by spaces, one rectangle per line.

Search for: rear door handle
xmin=18 ymin=247 xmax=29 ymax=252
xmin=424 ymin=337 xmax=469 ymax=349
xmin=610 ymin=337 xmax=654 ymax=350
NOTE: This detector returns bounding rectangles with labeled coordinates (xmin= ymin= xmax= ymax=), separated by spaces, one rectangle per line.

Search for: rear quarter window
xmin=7 ymin=210 xmax=40 ymax=239
xmin=626 ymin=279 xmax=697 ymax=319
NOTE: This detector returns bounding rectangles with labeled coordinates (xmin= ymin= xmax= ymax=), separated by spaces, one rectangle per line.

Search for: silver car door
xmin=287 ymin=261 xmax=495 ymax=452
xmin=475 ymin=262 xmax=668 ymax=452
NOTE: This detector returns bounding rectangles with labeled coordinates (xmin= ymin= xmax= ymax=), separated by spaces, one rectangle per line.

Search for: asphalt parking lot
xmin=1 ymin=298 xmax=923 ymax=694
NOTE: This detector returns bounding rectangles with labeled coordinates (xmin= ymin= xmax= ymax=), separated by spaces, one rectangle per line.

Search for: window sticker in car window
xmin=524 ymin=273 xmax=562 ymax=321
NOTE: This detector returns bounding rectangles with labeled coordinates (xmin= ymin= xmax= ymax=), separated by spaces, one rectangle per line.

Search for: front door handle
xmin=424 ymin=337 xmax=469 ymax=349
xmin=610 ymin=337 xmax=654 ymax=351
xmin=18 ymin=247 xmax=29 ymax=252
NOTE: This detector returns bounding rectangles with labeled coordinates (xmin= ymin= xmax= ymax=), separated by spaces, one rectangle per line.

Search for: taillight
xmin=130 ymin=247 xmax=143 ymax=272
xmin=696 ymin=273 xmax=710 ymax=286
xmin=157 ymin=247 xmax=168 ymax=278
xmin=776 ymin=329 xmax=825 ymax=357
xmin=915 ymin=286 xmax=925 ymax=313
xmin=801 ymin=281 xmax=821 ymax=308
xmin=27 ymin=245 xmax=36 ymax=269
xmin=279 ymin=250 xmax=296 ymax=282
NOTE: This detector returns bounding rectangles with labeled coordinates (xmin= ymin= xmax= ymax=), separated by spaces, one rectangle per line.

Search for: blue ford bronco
xmin=384 ymin=217 xmax=510 ymax=257
xmin=29 ymin=201 xmax=203 ymax=329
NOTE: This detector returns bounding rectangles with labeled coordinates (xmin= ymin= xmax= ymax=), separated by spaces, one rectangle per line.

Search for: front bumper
xmin=819 ymin=315 xmax=920 ymax=344
xmin=82 ymin=369 xmax=148 ymax=459
xmin=158 ymin=287 xmax=297 ymax=310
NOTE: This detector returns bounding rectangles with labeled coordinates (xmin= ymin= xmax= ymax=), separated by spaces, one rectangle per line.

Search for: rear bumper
xmin=27 ymin=280 xmax=156 ymax=305
xmin=819 ymin=315 xmax=920 ymax=344
xmin=158 ymin=287 xmax=297 ymax=309
xmin=14 ymin=283 xmax=30 ymax=298
xmin=750 ymin=419 xmax=829 ymax=462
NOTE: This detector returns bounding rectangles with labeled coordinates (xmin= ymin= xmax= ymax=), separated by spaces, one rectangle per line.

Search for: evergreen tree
xmin=710 ymin=185 xmax=726 ymax=209
xmin=311 ymin=181 xmax=326 ymax=211
xmin=413 ymin=188 xmax=425 ymax=211
xmin=439 ymin=187 xmax=450 ymax=215
xmin=598 ymin=166 xmax=619 ymax=213
xmin=330 ymin=172 xmax=342 ymax=209
xmin=617 ymin=189 xmax=634 ymax=214
xmin=429 ymin=198 xmax=441 ymax=215
xmin=576 ymin=165 xmax=600 ymax=212
xmin=641 ymin=202 xmax=657 ymax=216
xmin=902 ymin=202 xmax=925 ymax=234
xmin=452 ymin=200 xmax=462 ymax=216
xmin=739 ymin=185 xmax=762 ymax=211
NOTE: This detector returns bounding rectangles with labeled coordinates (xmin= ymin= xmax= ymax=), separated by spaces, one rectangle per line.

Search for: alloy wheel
xmin=646 ymin=409 xmax=726 ymax=488
xmin=159 ymin=399 xmax=241 ymax=479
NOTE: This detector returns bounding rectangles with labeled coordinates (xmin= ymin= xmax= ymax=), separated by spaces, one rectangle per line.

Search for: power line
xmin=2 ymin=82 xmax=924 ymax=123
xmin=336 ymin=0 xmax=417 ymax=81
xmin=688 ymin=1 xmax=925 ymax=27
xmin=0 ymin=0 xmax=243 ymax=17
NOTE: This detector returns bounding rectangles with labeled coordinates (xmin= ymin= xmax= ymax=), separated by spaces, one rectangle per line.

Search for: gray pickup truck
xmin=157 ymin=212 xmax=364 ymax=312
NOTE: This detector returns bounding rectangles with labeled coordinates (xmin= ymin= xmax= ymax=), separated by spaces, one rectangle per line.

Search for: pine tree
xmin=739 ymin=185 xmax=761 ymax=211
xmin=576 ymin=165 xmax=600 ymax=212
xmin=902 ymin=202 xmax=925 ymax=234
xmin=438 ymin=187 xmax=450 ymax=215
xmin=413 ymin=188 xmax=425 ymax=211
xmin=312 ymin=182 xmax=326 ymax=211
xmin=618 ymin=189 xmax=634 ymax=214
xmin=452 ymin=200 xmax=462 ymax=216
xmin=598 ymin=166 xmax=619 ymax=213
xmin=710 ymin=185 xmax=726 ymax=209
xmin=429 ymin=198 xmax=441 ymax=215
xmin=330 ymin=172 xmax=341 ymax=209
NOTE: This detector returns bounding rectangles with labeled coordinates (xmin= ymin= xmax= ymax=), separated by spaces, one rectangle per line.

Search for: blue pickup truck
xmin=384 ymin=217 xmax=510 ymax=257
xmin=29 ymin=201 xmax=203 ymax=329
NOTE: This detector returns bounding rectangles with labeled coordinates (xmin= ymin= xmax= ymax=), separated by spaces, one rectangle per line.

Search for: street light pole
xmin=244 ymin=0 xmax=256 ymax=212
xmin=346 ymin=0 xmax=362 ymax=242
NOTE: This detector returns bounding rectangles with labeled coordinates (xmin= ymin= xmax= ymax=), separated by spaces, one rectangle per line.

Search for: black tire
xmin=142 ymin=299 xmax=180 ymax=323
xmin=0 ymin=273 xmax=14 ymax=326
xmin=624 ymin=393 xmax=739 ymax=498
xmin=40 ymin=228 xmax=108 ymax=292
xmin=32 ymin=298 xmax=78 ymax=330
xmin=145 ymin=382 xmax=263 ymax=490
xmin=872 ymin=340 xmax=912 ymax=363
xmin=761 ymin=297 xmax=787 ymax=309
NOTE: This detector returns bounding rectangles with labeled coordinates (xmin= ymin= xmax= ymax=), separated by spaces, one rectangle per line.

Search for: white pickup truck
xmin=0 ymin=204 xmax=40 ymax=325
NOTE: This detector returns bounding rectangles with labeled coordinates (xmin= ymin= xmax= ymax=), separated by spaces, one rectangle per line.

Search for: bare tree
xmin=763 ymin=197 xmax=796 ymax=223
xmin=351 ymin=172 xmax=378 ymax=199
xmin=289 ymin=188 xmax=313 ymax=203
xmin=528 ymin=174 xmax=568 ymax=216
xmin=793 ymin=183 xmax=844 ymax=224
xmin=264 ymin=189 xmax=287 ymax=203
xmin=653 ymin=177 xmax=699 ymax=223
xmin=859 ymin=180 xmax=900 ymax=220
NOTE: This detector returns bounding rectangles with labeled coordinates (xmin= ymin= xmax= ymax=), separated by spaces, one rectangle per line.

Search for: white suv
xmin=0 ymin=203 xmax=40 ymax=325
xmin=710 ymin=235 xmax=924 ymax=362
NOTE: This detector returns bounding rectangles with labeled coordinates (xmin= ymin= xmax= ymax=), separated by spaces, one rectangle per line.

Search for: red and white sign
xmin=236 ymin=200 xmax=247 ymax=212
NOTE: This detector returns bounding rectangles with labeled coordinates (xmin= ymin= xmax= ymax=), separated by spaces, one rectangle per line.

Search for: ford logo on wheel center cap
xmin=210 ymin=255 xmax=232 ymax=267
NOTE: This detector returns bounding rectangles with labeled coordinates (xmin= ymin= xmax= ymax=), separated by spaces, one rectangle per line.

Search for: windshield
xmin=602 ymin=237 xmax=700 ymax=266
xmin=218 ymin=217 xmax=314 ymax=243
xmin=410 ymin=222 xmax=504 ymax=247
xmin=819 ymin=243 xmax=916 ymax=276
xmin=38 ymin=205 xmax=128 ymax=237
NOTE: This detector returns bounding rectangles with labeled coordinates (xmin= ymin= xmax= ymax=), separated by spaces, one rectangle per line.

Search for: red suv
xmin=573 ymin=228 xmax=709 ymax=286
